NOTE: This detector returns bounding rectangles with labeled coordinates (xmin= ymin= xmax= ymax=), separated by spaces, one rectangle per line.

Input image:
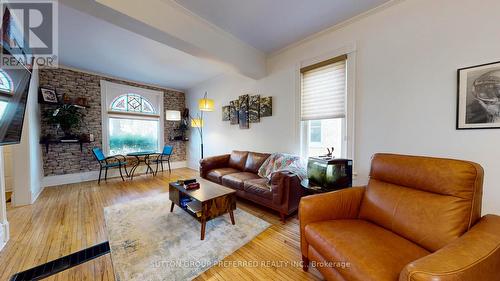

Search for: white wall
xmin=187 ymin=0 xmax=500 ymax=215
xmin=186 ymin=69 xmax=298 ymax=168
xmin=11 ymin=67 xmax=44 ymax=206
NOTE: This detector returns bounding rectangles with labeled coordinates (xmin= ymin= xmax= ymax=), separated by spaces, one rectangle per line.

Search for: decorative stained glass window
xmin=110 ymin=93 xmax=156 ymax=114
xmin=0 ymin=69 xmax=13 ymax=93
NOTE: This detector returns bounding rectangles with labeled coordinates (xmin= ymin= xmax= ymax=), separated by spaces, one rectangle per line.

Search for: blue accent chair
xmin=150 ymin=145 xmax=173 ymax=175
xmin=91 ymin=147 xmax=128 ymax=184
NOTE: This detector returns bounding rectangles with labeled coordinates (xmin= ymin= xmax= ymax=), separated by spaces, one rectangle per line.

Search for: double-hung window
xmin=300 ymin=55 xmax=349 ymax=159
xmin=101 ymin=81 xmax=164 ymax=155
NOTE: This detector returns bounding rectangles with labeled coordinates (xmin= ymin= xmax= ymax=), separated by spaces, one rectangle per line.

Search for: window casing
xmin=101 ymin=81 xmax=164 ymax=155
xmin=300 ymin=55 xmax=350 ymax=160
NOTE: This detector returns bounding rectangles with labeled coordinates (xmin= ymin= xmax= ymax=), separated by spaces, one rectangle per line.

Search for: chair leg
xmin=161 ymin=161 xmax=164 ymax=172
xmin=168 ymin=160 xmax=171 ymax=173
xmin=98 ymin=168 xmax=102 ymax=184
xmin=105 ymin=167 xmax=108 ymax=181
xmin=302 ymin=255 xmax=309 ymax=272
xmin=155 ymin=161 xmax=159 ymax=176
xmin=119 ymin=165 xmax=125 ymax=181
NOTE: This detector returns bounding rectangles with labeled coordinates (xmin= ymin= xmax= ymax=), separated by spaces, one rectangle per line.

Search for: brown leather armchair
xmin=300 ymin=153 xmax=500 ymax=281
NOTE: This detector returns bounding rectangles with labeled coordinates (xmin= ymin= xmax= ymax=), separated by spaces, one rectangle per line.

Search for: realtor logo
xmin=1 ymin=0 xmax=58 ymax=68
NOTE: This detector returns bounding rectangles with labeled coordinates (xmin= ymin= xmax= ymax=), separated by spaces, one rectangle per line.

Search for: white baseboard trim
xmin=31 ymin=185 xmax=45 ymax=204
xmin=0 ymin=221 xmax=9 ymax=252
xmin=42 ymin=161 xmax=187 ymax=187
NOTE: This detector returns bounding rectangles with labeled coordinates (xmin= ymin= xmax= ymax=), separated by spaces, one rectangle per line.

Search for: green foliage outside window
xmin=109 ymin=134 xmax=157 ymax=155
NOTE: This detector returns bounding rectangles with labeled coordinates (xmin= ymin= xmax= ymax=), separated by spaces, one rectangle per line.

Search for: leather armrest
xmin=270 ymin=171 xmax=296 ymax=185
xmin=270 ymin=171 xmax=300 ymax=205
xmin=199 ymin=154 xmax=230 ymax=178
xmin=299 ymin=186 xmax=365 ymax=257
xmin=400 ymin=214 xmax=500 ymax=281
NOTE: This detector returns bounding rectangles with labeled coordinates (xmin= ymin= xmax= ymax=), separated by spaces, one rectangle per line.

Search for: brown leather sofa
xmin=200 ymin=150 xmax=305 ymax=221
xmin=300 ymin=153 xmax=500 ymax=281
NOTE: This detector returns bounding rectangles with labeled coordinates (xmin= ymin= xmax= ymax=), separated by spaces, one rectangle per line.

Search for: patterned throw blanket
xmin=257 ymin=153 xmax=307 ymax=181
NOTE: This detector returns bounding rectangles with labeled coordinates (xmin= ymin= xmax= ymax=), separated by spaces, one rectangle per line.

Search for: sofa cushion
xmin=244 ymin=178 xmax=272 ymax=200
xmin=222 ymin=172 xmax=260 ymax=190
xmin=244 ymin=152 xmax=270 ymax=173
xmin=305 ymin=219 xmax=429 ymax=281
xmin=228 ymin=150 xmax=249 ymax=171
xmin=206 ymin=168 xmax=239 ymax=183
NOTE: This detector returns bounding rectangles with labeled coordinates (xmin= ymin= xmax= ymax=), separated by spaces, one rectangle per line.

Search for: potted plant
xmin=45 ymin=104 xmax=83 ymax=139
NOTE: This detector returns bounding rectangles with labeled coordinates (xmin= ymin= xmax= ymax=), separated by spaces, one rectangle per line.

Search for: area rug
xmin=104 ymin=193 xmax=270 ymax=281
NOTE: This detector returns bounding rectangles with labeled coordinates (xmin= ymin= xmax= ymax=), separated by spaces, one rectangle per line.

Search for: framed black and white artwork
xmin=457 ymin=61 xmax=500 ymax=129
xmin=39 ymin=88 xmax=59 ymax=104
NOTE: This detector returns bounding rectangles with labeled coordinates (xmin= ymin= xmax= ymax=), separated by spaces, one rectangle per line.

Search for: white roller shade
xmin=301 ymin=57 xmax=346 ymax=121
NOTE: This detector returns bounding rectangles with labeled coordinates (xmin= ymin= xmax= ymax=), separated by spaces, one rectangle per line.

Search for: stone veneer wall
xmin=39 ymin=68 xmax=186 ymax=176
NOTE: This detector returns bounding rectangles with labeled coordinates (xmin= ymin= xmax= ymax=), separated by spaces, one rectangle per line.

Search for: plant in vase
xmin=45 ymin=104 xmax=83 ymax=139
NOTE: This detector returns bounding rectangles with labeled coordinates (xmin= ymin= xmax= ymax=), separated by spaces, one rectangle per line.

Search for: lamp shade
xmin=191 ymin=118 xmax=203 ymax=128
xmin=198 ymin=98 xmax=214 ymax=112
xmin=165 ymin=110 xmax=181 ymax=121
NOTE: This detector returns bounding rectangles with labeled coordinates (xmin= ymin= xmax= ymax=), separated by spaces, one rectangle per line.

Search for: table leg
xmin=229 ymin=210 xmax=235 ymax=225
xmin=129 ymin=156 xmax=140 ymax=180
xmin=145 ymin=154 xmax=154 ymax=175
xmin=200 ymin=218 xmax=206 ymax=240
xmin=170 ymin=202 xmax=175 ymax=212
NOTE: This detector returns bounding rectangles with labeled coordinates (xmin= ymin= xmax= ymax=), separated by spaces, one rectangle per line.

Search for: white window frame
xmin=100 ymin=80 xmax=164 ymax=155
xmin=295 ymin=44 xmax=356 ymax=163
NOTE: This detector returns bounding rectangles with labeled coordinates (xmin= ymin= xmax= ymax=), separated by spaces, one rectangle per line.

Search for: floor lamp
xmin=191 ymin=92 xmax=214 ymax=159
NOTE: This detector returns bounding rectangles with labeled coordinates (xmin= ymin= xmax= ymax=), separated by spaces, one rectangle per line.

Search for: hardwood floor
xmin=0 ymin=168 xmax=322 ymax=281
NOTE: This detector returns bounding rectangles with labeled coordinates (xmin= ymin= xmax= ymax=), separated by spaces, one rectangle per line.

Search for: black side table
xmin=301 ymin=179 xmax=327 ymax=194
xmin=300 ymin=179 xmax=350 ymax=194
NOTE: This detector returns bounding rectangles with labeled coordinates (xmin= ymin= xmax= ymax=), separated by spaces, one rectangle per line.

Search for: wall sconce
xmin=165 ymin=110 xmax=181 ymax=121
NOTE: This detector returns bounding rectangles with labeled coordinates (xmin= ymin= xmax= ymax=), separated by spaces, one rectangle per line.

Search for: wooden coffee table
xmin=169 ymin=178 xmax=237 ymax=240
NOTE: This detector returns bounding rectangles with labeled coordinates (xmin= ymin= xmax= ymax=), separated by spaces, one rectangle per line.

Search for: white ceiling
xmin=58 ymin=3 xmax=224 ymax=90
xmin=174 ymin=0 xmax=391 ymax=53
xmin=57 ymin=0 xmax=391 ymax=90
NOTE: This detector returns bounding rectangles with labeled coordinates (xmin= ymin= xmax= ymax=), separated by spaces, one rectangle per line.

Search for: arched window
xmin=102 ymin=81 xmax=164 ymax=155
xmin=110 ymin=93 xmax=156 ymax=114
xmin=0 ymin=69 xmax=13 ymax=93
